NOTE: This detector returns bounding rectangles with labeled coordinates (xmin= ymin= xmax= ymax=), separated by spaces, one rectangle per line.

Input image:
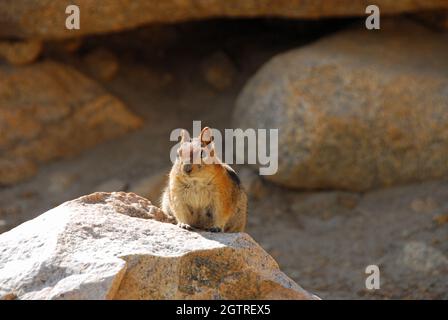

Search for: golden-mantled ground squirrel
xmin=161 ymin=127 xmax=247 ymax=232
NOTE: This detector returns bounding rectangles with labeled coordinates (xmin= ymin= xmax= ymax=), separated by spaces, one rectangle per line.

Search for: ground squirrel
xmin=161 ymin=127 xmax=247 ymax=232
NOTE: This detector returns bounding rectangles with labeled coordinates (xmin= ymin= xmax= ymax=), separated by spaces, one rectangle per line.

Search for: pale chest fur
xmin=171 ymin=178 xmax=216 ymax=211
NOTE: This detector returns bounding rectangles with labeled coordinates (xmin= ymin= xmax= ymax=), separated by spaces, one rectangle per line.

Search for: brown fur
xmin=161 ymin=128 xmax=247 ymax=233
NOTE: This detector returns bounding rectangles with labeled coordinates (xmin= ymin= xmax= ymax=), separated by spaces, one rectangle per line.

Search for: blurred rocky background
xmin=0 ymin=1 xmax=447 ymax=299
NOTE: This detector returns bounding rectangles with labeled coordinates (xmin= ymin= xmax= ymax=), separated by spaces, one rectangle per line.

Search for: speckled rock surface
xmin=0 ymin=192 xmax=316 ymax=300
xmin=0 ymin=61 xmax=142 ymax=186
xmin=1 ymin=1 xmax=448 ymax=39
xmin=233 ymin=20 xmax=448 ymax=191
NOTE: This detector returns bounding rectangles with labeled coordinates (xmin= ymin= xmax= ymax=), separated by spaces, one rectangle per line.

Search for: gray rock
xmin=233 ymin=20 xmax=448 ymax=191
xmin=0 ymin=192 xmax=316 ymax=300
xmin=129 ymin=171 xmax=168 ymax=204
xmin=398 ymin=241 xmax=448 ymax=273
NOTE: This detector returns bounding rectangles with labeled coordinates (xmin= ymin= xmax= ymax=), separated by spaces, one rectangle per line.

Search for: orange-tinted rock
xmin=0 ymin=61 xmax=142 ymax=185
xmin=84 ymin=48 xmax=119 ymax=81
xmin=1 ymin=1 xmax=448 ymax=39
xmin=0 ymin=39 xmax=42 ymax=65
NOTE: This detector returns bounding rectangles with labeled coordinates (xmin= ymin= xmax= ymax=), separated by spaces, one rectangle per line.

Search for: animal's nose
xmin=183 ymin=164 xmax=192 ymax=174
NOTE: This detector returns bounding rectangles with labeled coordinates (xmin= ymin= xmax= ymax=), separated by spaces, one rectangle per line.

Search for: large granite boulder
xmin=233 ymin=20 xmax=448 ymax=191
xmin=0 ymin=192 xmax=317 ymax=300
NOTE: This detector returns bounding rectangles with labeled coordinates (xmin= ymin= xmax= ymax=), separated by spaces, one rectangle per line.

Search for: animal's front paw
xmin=178 ymin=223 xmax=193 ymax=230
xmin=207 ymin=227 xmax=222 ymax=233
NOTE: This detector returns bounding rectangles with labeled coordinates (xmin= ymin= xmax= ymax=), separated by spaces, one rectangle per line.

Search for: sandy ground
xmin=0 ymin=19 xmax=447 ymax=299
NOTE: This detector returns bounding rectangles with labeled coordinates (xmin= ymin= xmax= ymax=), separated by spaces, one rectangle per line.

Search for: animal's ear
xmin=200 ymin=127 xmax=214 ymax=146
xmin=180 ymin=129 xmax=189 ymax=143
